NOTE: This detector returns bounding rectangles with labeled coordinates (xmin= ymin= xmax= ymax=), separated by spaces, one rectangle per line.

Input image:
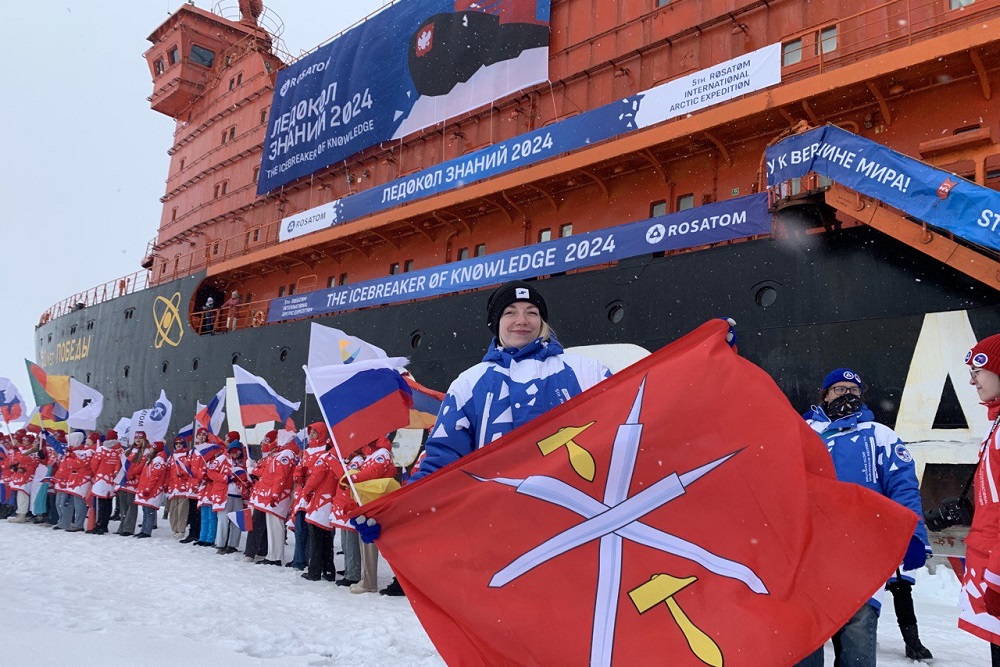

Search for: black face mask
xmin=825 ymin=394 xmax=863 ymax=420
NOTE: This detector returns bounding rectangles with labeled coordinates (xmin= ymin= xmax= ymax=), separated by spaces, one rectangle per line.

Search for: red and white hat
xmin=967 ymin=333 xmax=1000 ymax=376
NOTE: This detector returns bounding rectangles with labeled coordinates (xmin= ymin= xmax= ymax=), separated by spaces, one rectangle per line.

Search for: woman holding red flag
xmin=960 ymin=333 xmax=1000 ymax=665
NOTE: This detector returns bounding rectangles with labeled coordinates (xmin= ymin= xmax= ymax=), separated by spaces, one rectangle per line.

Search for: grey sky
xmin=0 ymin=1 xmax=387 ymax=412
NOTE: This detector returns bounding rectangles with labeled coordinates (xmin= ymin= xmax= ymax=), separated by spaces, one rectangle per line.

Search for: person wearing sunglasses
xmin=795 ymin=368 xmax=930 ymax=667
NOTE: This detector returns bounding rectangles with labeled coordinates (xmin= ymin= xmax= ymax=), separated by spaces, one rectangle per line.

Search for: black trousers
xmin=306 ymin=523 xmax=334 ymax=578
xmin=186 ymin=498 xmax=201 ymax=538
xmin=887 ymin=579 xmax=917 ymax=626
xmin=96 ymin=497 xmax=113 ymax=531
xmin=243 ymin=509 xmax=268 ymax=558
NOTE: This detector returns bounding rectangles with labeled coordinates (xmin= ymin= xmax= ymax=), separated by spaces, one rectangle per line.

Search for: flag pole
xmin=302 ymin=365 xmax=361 ymax=505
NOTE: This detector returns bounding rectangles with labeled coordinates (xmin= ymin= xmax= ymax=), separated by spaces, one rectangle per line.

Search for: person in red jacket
xmin=287 ymin=425 xmax=327 ymax=570
xmin=56 ymin=432 xmax=93 ymax=532
xmin=254 ymin=431 xmax=299 ymax=566
xmin=341 ymin=436 xmax=397 ymax=594
xmin=244 ymin=431 xmax=277 ymax=562
xmin=6 ymin=433 xmax=40 ymax=523
xmin=300 ymin=423 xmax=340 ymax=581
xmin=166 ymin=435 xmax=195 ymax=539
xmin=114 ymin=432 xmax=145 ymax=536
xmin=960 ymin=333 xmax=1000 ymax=664
xmin=88 ymin=430 xmax=123 ymax=534
xmin=135 ymin=442 xmax=168 ymax=538
xmin=211 ymin=433 xmax=250 ymax=555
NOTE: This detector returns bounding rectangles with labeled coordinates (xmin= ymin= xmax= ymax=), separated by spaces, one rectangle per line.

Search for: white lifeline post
xmin=301 ymin=365 xmax=362 ymax=506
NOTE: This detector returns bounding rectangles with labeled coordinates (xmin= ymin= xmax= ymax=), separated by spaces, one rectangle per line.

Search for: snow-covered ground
xmin=0 ymin=519 xmax=990 ymax=665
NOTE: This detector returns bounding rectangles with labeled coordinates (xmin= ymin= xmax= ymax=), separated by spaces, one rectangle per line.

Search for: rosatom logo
xmin=645 ymin=224 xmax=665 ymax=244
xmin=287 ymin=220 xmax=296 ymax=233
xmin=153 ymin=292 xmax=184 ymax=349
xmin=150 ymin=401 xmax=167 ymax=421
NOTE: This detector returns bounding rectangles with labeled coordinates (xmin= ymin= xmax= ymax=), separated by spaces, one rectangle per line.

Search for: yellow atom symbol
xmin=153 ymin=292 xmax=184 ymax=349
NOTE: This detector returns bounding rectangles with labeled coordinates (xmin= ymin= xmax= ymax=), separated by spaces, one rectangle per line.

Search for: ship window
xmin=212 ymin=241 xmax=220 ymax=255
xmin=162 ymin=361 xmax=169 ymax=374
xmin=327 ymin=276 xmax=336 ymax=288
xmin=657 ymin=0 xmax=670 ymax=5
xmin=260 ymin=109 xmax=268 ymax=125
xmin=214 ymin=184 xmax=221 ymax=198
xmin=124 ymin=308 xmax=135 ymax=320
xmin=161 ymin=261 xmax=167 ymax=274
xmin=168 ymin=46 xmax=179 ymax=65
xmin=221 ymin=130 xmax=227 ymax=145
xmin=677 ymin=194 xmax=694 ymax=211
xmin=339 ymin=273 xmax=348 ymax=285
xmin=404 ymin=260 xmax=414 ymax=272
xmin=475 ymin=243 xmax=487 ymax=257
xmin=231 ymin=353 xmax=239 ymax=365
xmin=192 ymin=358 xmax=199 ymax=371
xmin=650 ymin=200 xmax=666 ymax=217
xmin=86 ymin=320 xmax=94 ymax=331
xmin=560 ymin=224 xmax=573 ymax=238
xmin=457 ymin=247 xmax=469 ymax=261
xmin=47 ymin=333 xmax=52 ymax=343
xmin=608 ymin=302 xmax=625 ymax=324
xmin=278 ymin=286 xmax=285 ymax=297
xmin=229 ymin=126 xmax=236 ymax=141
xmin=237 ymin=73 xmax=243 ymax=86
xmin=171 ymin=207 xmax=178 ymax=222
xmin=190 ymin=44 xmax=215 ymax=68
xmin=389 ymin=262 xmax=400 ymax=275
xmin=410 ymin=331 xmax=423 ymax=349
xmin=539 ymin=228 xmax=552 ymax=242
xmin=288 ymin=283 xmax=296 ymax=296
xmin=154 ymin=58 xmax=165 ymax=75
xmin=124 ymin=365 xmax=130 ymax=378
xmin=950 ymin=0 xmax=975 ymax=8
xmin=252 ymin=166 xmax=260 ymax=183
xmin=782 ymin=39 xmax=802 ymax=66
xmin=817 ymin=26 xmax=837 ymax=55
xmin=755 ymin=285 xmax=778 ymax=308
xmin=179 ymin=158 xmax=185 ymax=170
xmin=279 ymin=347 xmax=289 ymax=362
xmin=86 ymin=373 xmax=91 ymax=383
xmin=246 ymin=228 xmax=260 ymax=244
xmin=70 ymin=324 xmax=77 ymax=335
xmin=229 ymin=77 xmax=236 ymax=91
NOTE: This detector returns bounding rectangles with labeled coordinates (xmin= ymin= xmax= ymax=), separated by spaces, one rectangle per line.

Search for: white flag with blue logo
xmin=130 ymin=389 xmax=173 ymax=443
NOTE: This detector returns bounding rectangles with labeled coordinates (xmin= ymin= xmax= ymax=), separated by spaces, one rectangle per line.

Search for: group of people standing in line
xmin=1 ymin=420 xmax=404 ymax=596
xmin=5 ymin=279 xmax=1000 ymax=664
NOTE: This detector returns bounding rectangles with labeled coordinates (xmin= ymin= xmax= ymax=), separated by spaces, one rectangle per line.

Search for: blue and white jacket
xmin=804 ymin=404 xmax=931 ymax=608
xmin=411 ymin=334 xmax=610 ymax=481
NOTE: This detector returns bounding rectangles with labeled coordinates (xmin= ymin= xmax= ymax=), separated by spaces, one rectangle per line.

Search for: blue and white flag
xmin=130 ymin=390 xmax=173 ymax=443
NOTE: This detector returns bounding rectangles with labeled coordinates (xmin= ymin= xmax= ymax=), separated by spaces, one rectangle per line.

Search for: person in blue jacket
xmin=353 ymin=280 xmax=611 ymax=542
xmin=795 ymin=368 xmax=930 ymax=667
xmin=410 ymin=280 xmax=611 ymax=481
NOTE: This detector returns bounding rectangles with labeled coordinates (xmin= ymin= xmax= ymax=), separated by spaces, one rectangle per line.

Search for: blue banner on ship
xmin=278 ymin=43 xmax=782 ymax=242
xmin=259 ymin=0 xmax=552 ymax=195
xmin=267 ymin=193 xmax=771 ymax=322
xmin=765 ymin=124 xmax=1000 ymax=252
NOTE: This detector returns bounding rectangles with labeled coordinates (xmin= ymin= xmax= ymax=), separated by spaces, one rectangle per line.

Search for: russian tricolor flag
xmin=227 ymin=508 xmax=253 ymax=532
xmin=306 ymin=358 xmax=412 ymax=448
xmin=233 ymin=365 xmax=300 ymax=426
xmin=195 ymin=387 xmax=227 ymax=434
xmin=0 ymin=377 xmax=27 ymax=423
xmin=176 ymin=421 xmax=195 ymax=443
xmin=195 ymin=441 xmax=224 ymax=460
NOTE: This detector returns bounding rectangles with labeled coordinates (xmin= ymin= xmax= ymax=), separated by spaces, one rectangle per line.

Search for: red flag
xmin=356 ymin=320 xmax=917 ymax=666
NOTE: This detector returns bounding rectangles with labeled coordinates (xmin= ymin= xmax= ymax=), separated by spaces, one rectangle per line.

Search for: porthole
xmin=86 ymin=373 xmax=91 ymax=383
xmin=192 ymin=357 xmax=200 ymax=371
xmin=279 ymin=347 xmax=289 ymax=362
xmin=410 ymin=331 xmax=423 ymax=349
xmin=755 ymin=285 xmax=778 ymax=308
xmin=162 ymin=361 xmax=169 ymax=373
xmin=231 ymin=353 xmax=240 ymax=365
xmin=607 ymin=302 xmax=625 ymax=324
xmin=124 ymin=365 xmax=130 ymax=378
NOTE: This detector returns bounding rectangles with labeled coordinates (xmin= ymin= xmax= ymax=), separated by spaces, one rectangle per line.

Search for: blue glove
xmin=902 ymin=536 xmax=929 ymax=571
xmin=351 ymin=514 xmax=381 ymax=543
xmin=720 ymin=317 xmax=737 ymax=348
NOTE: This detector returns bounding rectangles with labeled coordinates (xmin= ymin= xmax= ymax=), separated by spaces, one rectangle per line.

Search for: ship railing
xmin=37 ymin=269 xmax=151 ymax=326
xmin=191 ymin=296 xmax=271 ymax=335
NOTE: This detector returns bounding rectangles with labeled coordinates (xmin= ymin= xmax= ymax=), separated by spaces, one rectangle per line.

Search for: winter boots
xmin=900 ymin=624 xmax=933 ymax=661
